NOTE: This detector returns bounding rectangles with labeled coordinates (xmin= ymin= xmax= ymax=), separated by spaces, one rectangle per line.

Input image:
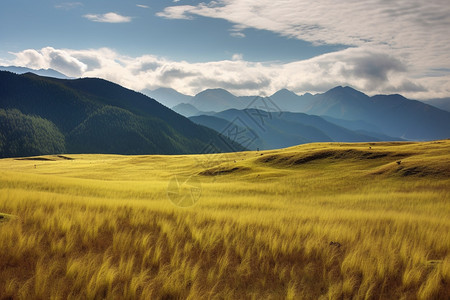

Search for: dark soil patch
xmin=56 ymin=155 xmax=74 ymax=160
xmin=199 ymin=166 xmax=251 ymax=176
xmin=15 ymin=157 xmax=55 ymax=161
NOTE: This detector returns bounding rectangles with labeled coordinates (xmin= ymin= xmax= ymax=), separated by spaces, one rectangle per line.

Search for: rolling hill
xmin=0 ymin=71 xmax=245 ymax=158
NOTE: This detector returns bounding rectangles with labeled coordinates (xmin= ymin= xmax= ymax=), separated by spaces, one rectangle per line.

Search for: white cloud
xmin=156 ymin=5 xmax=195 ymax=20
xmin=10 ymin=49 xmax=48 ymax=70
xmin=10 ymin=47 xmax=87 ymax=77
xmin=6 ymin=47 xmax=450 ymax=99
xmin=136 ymin=4 xmax=149 ymax=9
xmin=83 ymin=12 xmax=132 ymax=23
xmin=44 ymin=48 xmax=88 ymax=76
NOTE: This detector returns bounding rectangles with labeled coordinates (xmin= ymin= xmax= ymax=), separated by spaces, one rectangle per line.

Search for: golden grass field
xmin=0 ymin=140 xmax=449 ymax=299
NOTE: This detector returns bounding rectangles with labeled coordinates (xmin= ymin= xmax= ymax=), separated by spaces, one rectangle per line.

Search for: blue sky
xmin=1 ymin=0 xmax=449 ymax=99
xmin=0 ymin=0 xmax=342 ymax=62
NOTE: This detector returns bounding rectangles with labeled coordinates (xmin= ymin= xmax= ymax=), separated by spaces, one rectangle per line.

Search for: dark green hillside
xmin=0 ymin=71 xmax=245 ymax=157
xmin=0 ymin=72 xmax=93 ymax=133
xmin=0 ymin=109 xmax=65 ymax=158
xmin=64 ymin=77 xmax=206 ymax=141
xmin=67 ymin=106 xmax=201 ymax=154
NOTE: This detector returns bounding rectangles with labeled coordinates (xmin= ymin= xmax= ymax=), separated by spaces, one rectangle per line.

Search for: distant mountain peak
xmin=153 ymin=87 xmax=179 ymax=93
xmin=328 ymin=85 xmax=357 ymax=92
xmin=141 ymin=87 xmax=193 ymax=108
xmin=196 ymin=88 xmax=236 ymax=97
xmin=191 ymin=88 xmax=242 ymax=112
xmin=271 ymin=88 xmax=298 ymax=98
xmin=325 ymin=85 xmax=369 ymax=99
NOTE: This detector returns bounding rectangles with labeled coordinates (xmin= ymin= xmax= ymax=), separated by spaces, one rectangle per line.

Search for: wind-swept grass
xmin=0 ymin=140 xmax=449 ymax=299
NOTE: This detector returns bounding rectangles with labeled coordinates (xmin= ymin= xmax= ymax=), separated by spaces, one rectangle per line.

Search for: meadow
xmin=0 ymin=140 xmax=449 ymax=299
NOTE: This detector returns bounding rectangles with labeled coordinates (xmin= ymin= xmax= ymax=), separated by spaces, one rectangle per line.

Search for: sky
xmin=0 ymin=0 xmax=449 ymax=99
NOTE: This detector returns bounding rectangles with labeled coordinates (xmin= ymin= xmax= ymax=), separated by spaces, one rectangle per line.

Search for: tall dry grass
xmin=0 ymin=140 xmax=449 ymax=299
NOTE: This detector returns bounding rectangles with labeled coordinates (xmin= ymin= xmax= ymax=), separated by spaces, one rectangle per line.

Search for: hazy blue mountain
xmin=367 ymin=94 xmax=450 ymax=140
xmin=270 ymin=89 xmax=314 ymax=112
xmin=189 ymin=115 xmax=235 ymax=135
xmin=321 ymin=116 xmax=381 ymax=133
xmin=190 ymin=112 xmax=316 ymax=150
xmin=190 ymin=109 xmax=386 ymax=150
xmin=293 ymin=87 xmax=450 ymax=140
xmin=190 ymin=89 xmax=250 ymax=112
xmin=0 ymin=65 xmax=72 ymax=79
xmin=0 ymin=71 xmax=245 ymax=158
xmin=287 ymin=87 xmax=447 ymax=140
xmin=171 ymin=103 xmax=216 ymax=117
xmin=172 ymin=103 xmax=201 ymax=117
xmin=216 ymin=109 xmax=334 ymax=149
xmin=190 ymin=88 xmax=295 ymax=113
xmin=420 ymin=98 xmax=450 ymax=112
xmin=189 ymin=114 xmax=264 ymax=150
xmin=187 ymin=85 xmax=450 ymax=140
xmin=279 ymin=112 xmax=383 ymax=142
xmin=306 ymin=86 xmax=373 ymax=118
xmin=141 ymin=87 xmax=193 ymax=108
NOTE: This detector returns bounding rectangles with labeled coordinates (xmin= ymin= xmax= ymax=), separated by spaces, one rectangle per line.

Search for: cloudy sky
xmin=1 ymin=0 xmax=449 ymax=99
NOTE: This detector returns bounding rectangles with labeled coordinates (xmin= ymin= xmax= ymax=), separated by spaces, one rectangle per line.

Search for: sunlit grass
xmin=0 ymin=140 xmax=449 ymax=299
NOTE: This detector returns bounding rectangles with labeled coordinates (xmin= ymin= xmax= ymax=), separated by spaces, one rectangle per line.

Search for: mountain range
xmin=0 ymin=71 xmax=244 ymax=158
xmin=153 ymin=86 xmax=450 ymax=141
xmin=1 ymin=68 xmax=449 ymax=158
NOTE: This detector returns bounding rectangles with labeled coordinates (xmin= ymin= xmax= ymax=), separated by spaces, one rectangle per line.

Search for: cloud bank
xmin=5 ymin=46 xmax=449 ymax=99
xmin=154 ymin=0 xmax=450 ymax=98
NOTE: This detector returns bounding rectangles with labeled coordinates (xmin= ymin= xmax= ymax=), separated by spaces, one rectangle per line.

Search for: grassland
xmin=0 ymin=140 xmax=449 ymax=299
